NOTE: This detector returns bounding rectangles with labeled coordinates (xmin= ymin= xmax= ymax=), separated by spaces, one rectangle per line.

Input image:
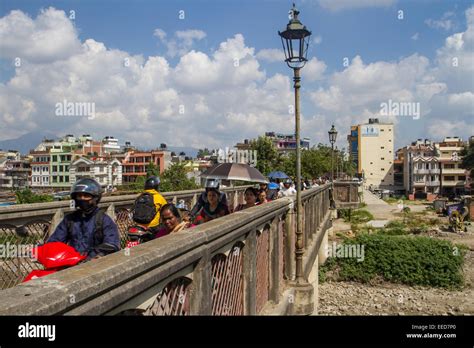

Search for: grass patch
xmin=339 ymin=209 xmax=374 ymax=224
xmin=319 ymin=234 xmax=466 ymax=289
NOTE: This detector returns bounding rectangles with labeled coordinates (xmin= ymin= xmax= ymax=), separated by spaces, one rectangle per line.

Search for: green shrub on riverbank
xmin=339 ymin=209 xmax=374 ymax=224
xmin=319 ymin=234 xmax=466 ymax=289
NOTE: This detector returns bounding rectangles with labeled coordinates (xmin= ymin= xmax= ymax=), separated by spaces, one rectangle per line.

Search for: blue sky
xmin=0 ymin=0 xmax=473 ymax=151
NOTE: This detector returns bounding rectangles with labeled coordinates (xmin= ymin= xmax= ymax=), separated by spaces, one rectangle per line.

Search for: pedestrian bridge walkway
xmin=0 ymin=182 xmax=360 ymax=315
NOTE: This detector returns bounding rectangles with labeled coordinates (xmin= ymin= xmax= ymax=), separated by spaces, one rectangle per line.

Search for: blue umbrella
xmin=267 ymin=171 xmax=289 ymax=180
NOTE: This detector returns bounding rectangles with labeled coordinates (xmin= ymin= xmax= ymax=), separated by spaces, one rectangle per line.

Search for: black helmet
xmin=205 ymin=179 xmax=220 ymax=190
xmin=71 ymin=178 xmax=102 ymax=201
xmin=145 ymin=176 xmax=160 ymax=190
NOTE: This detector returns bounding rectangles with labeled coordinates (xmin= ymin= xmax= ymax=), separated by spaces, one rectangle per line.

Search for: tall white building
xmin=348 ymin=118 xmax=395 ymax=189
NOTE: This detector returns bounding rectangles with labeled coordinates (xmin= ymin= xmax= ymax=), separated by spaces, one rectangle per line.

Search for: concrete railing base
xmin=288 ymin=282 xmax=314 ymax=315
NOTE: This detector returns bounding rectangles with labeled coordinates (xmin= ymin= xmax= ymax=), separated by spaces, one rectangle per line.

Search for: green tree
xmin=250 ymin=136 xmax=279 ymax=175
xmin=197 ymin=148 xmax=211 ymax=159
xmin=460 ymin=140 xmax=474 ymax=171
xmin=15 ymin=189 xmax=54 ymax=204
xmin=160 ymin=163 xmax=199 ymax=192
xmin=146 ymin=162 xmax=160 ymax=177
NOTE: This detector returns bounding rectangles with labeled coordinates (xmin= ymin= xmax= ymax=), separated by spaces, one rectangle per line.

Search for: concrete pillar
xmin=106 ymin=203 xmax=116 ymax=220
xmin=48 ymin=208 xmax=64 ymax=237
xmin=318 ymin=228 xmax=328 ymax=265
xmin=243 ymin=228 xmax=257 ymax=315
xmin=189 ymin=251 xmax=212 ymax=315
xmin=269 ymin=218 xmax=280 ymax=303
xmin=284 ymin=211 xmax=295 ymax=281
xmin=307 ymin=253 xmax=319 ymax=315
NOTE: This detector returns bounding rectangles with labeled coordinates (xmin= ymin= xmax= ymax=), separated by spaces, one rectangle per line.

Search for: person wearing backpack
xmin=46 ymin=178 xmax=120 ymax=260
xmin=132 ymin=176 xmax=168 ymax=232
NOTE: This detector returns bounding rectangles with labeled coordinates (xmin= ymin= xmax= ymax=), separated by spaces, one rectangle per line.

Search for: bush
xmin=319 ymin=234 xmax=466 ymax=288
xmin=15 ymin=189 xmax=53 ymax=204
xmin=381 ymin=220 xmax=408 ymax=235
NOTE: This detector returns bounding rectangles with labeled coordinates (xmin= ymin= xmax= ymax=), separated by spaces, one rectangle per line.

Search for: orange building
xmin=121 ymin=150 xmax=170 ymax=183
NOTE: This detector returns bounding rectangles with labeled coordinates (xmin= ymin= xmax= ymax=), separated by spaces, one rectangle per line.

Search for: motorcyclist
xmin=137 ymin=176 xmax=168 ymax=232
xmin=190 ymin=179 xmax=228 ymax=219
xmin=46 ymin=178 xmax=120 ymax=259
xmin=281 ymin=178 xmax=297 ymax=197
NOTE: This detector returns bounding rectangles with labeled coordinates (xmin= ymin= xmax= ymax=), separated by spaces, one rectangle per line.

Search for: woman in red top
xmin=155 ymin=204 xmax=193 ymax=239
xmin=193 ymin=188 xmax=230 ymax=225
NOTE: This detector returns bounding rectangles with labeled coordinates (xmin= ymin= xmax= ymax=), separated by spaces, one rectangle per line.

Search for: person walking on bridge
xmin=190 ymin=179 xmax=228 ymax=219
xmin=46 ymin=178 xmax=120 ymax=260
xmin=193 ymin=185 xmax=230 ymax=225
xmin=281 ymin=178 xmax=297 ymax=197
xmin=234 ymin=187 xmax=258 ymax=211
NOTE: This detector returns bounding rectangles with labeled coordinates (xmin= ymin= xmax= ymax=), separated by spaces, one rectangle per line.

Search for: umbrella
xmin=200 ymin=163 xmax=268 ymax=184
xmin=267 ymin=171 xmax=289 ymax=180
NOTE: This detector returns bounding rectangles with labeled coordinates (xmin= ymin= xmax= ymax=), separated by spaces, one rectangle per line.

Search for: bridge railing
xmin=0 ymin=184 xmax=333 ymax=315
xmin=0 ymin=186 xmax=250 ymax=290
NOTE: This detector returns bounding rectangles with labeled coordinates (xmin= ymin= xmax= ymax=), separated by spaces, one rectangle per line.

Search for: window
xmin=381 ymin=168 xmax=385 ymax=171
xmin=445 ymin=176 xmax=455 ymax=181
xmin=53 ymin=176 xmax=57 ymax=183
xmin=444 ymin=164 xmax=455 ymax=169
xmin=65 ymin=165 xmax=69 ymax=172
xmin=52 ymin=155 xmax=57 ymax=162
xmin=381 ymin=179 xmax=385 ymax=182
xmin=59 ymin=176 xmax=64 ymax=183
xmin=59 ymin=165 xmax=63 ymax=172
xmin=67 ymin=155 xmax=71 ymax=161
xmin=52 ymin=166 xmax=57 ymax=172
xmin=65 ymin=176 xmax=69 ymax=182
xmin=381 ymin=157 xmax=385 ymax=160
xmin=381 ymin=146 xmax=385 ymax=149
xmin=458 ymin=176 xmax=466 ymax=181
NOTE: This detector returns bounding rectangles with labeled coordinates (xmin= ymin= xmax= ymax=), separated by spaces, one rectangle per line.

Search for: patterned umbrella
xmin=200 ymin=163 xmax=268 ymax=183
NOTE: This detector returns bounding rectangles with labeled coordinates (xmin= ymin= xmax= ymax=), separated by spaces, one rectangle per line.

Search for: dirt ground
xmin=317 ymin=195 xmax=474 ymax=316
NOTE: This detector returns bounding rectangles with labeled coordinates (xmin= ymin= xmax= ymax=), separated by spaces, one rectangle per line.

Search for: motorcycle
xmin=23 ymin=242 xmax=86 ymax=282
xmin=23 ymin=242 xmax=117 ymax=282
xmin=126 ymin=225 xmax=154 ymax=248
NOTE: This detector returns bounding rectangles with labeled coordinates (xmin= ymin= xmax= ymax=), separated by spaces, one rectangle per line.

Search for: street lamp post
xmin=279 ymin=3 xmax=313 ymax=314
xmin=328 ymin=124 xmax=337 ymax=208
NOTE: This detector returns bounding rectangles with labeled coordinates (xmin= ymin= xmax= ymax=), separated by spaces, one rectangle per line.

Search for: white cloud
xmin=154 ymin=29 xmax=207 ymax=57
xmin=318 ymin=0 xmax=396 ymax=12
xmin=313 ymin=35 xmax=322 ymax=45
xmin=411 ymin=33 xmax=419 ymax=41
xmin=256 ymin=48 xmax=284 ymax=62
xmin=0 ymin=8 xmax=81 ymax=63
xmin=425 ymin=11 xmax=456 ymax=31
xmin=302 ymin=57 xmax=327 ymax=82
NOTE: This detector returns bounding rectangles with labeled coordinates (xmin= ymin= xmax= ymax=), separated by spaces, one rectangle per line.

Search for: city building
xmin=70 ymin=157 xmax=122 ymax=187
xmin=401 ymin=139 xmax=440 ymax=200
xmin=102 ymin=136 xmax=121 ymax=153
xmin=0 ymin=158 xmax=31 ymax=189
xmin=30 ymin=151 xmax=50 ymax=187
xmin=265 ymin=132 xmax=310 ymax=154
xmin=348 ymin=118 xmax=395 ymax=189
xmin=121 ymin=150 xmax=171 ymax=184
xmin=436 ymin=137 xmax=467 ymax=197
